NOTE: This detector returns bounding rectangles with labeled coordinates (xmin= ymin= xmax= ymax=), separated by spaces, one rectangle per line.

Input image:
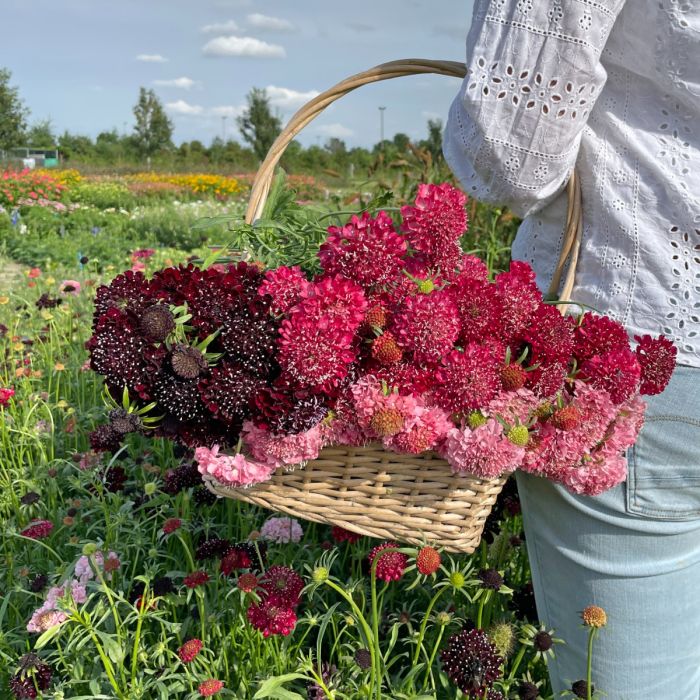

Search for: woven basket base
xmin=207 ymin=445 xmax=506 ymax=553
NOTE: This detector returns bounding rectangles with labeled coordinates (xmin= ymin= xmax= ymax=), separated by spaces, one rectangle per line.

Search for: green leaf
xmin=97 ymin=631 xmax=125 ymax=664
xmin=34 ymin=623 xmax=63 ymax=649
xmin=253 ymin=673 xmax=307 ymax=699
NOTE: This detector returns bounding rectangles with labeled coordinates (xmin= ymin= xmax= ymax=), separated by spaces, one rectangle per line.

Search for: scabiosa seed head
xmin=371 ymin=332 xmax=403 ymax=365
xmin=198 ymin=678 xmax=224 ymax=697
xmin=416 ymin=546 xmax=441 ymax=575
xmin=139 ymin=304 xmax=175 ymax=342
xmin=312 ymin=566 xmax=329 ymax=583
xmin=369 ymin=407 xmax=405 ymax=437
xmin=238 ymin=572 xmax=259 ymax=593
xmin=571 ymin=680 xmax=593 ymax=698
xmin=581 ymin=605 xmax=607 ymax=628
xmin=533 ymin=631 xmax=553 ymax=652
xmin=440 ymin=627 xmax=503 ymax=698
xmin=550 ymin=404 xmax=581 ymax=431
xmin=178 ymin=638 xmax=203 ymax=663
xmin=506 ymin=425 xmax=529 ymax=446
xmin=517 ymin=681 xmax=540 ymax=700
xmin=477 ymin=568 xmax=504 ymax=591
xmin=354 ymin=648 xmax=372 ymax=669
xmin=108 ymin=408 xmax=141 ymax=435
xmin=170 ymin=344 xmax=208 ymax=380
xmin=365 ymin=304 xmax=388 ymax=329
xmin=489 ymin=622 xmax=516 ymax=657
xmin=449 ymin=571 xmax=466 ymax=589
xmin=368 ymin=542 xmax=408 ymax=582
xmin=499 ymin=364 xmax=527 ymax=391
xmin=467 ymin=411 xmax=487 ymax=429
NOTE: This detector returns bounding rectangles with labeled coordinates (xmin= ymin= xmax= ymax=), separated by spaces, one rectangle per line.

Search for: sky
xmin=1 ymin=0 xmax=474 ymax=148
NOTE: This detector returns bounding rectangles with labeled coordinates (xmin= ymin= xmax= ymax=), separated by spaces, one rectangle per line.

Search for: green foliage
xmin=69 ymin=181 xmax=137 ymax=210
xmin=0 ymin=67 xmax=28 ymax=150
xmin=237 ymin=88 xmax=283 ymax=162
xmin=133 ymin=87 xmax=174 ymax=157
xmin=26 ymin=118 xmax=57 ymax=148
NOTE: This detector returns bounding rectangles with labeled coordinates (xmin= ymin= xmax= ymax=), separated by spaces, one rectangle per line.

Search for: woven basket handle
xmin=244 ymin=58 xmax=582 ymax=301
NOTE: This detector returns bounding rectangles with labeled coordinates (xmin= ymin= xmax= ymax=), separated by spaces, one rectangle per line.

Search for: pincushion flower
xmin=260 ymin=516 xmax=303 ymax=543
xmin=194 ymin=445 xmax=275 ymax=487
xmin=486 ymin=388 xmax=540 ymax=425
xmin=368 ymin=541 xmax=408 ymax=582
xmin=451 ymin=277 xmax=504 ymax=345
xmin=574 ymin=312 xmax=630 ymax=361
xmin=494 ymin=262 xmax=541 ymax=342
xmin=59 ymin=280 xmax=81 ymax=296
xmin=634 ymin=334 xmax=677 ymax=395
xmin=258 ymin=265 xmax=311 ymax=315
xmin=260 ymin=565 xmax=305 ymax=607
xmin=320 ymin=210 xmax=407 ymax=289
xmin=440 ymin=627 xmax=503 ymax=698
xmin=198 ymin=679 xmax=224 ymax=697
xmin=579 ymin=346 xmax=641 ymax=404
xmin=386 ymin=404 xmax=454 ymax=454
xmin=296 ymin=274 xmax=368 ymax=328
xmin=241 ymin=421 xmax=324 ymax=469
xmin=0 ymin=387 xmax=15 ymax=407
xmin=21 ymin=520 xmax=54 ymax=540
xmin=178 ymin=638 xmax=203 ymax=663
xmin=247 ymin=599 xmax=298 ymax=637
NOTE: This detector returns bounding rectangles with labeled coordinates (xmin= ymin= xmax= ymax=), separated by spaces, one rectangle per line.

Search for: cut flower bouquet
xmin=87 ymin=182 xmax=677 ymax=497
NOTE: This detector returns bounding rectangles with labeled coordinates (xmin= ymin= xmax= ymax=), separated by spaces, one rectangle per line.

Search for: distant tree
xmin=0 ymin=67 xmax=29 ymax=150
xmin=27 ymin=118 xmax=56 ymax=148
xmin=421 ymin=118 xmax=444 ymax=163
xmin=237 ymin=88 xmax=282 ymax=161
xmin=393 ymin=132 xmax=411 ymax=152
xmin=325 ymin=137 xmax=347 ymax=156
xmin=58 ymin=131 xmax=95 ymax=161
xmin=132 ymin=87 xmax=173 ymax=157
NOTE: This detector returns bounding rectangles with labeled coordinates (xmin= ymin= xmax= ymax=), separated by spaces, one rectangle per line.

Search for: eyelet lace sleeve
xmin=444 ymin=0 xmax=627 ymax=218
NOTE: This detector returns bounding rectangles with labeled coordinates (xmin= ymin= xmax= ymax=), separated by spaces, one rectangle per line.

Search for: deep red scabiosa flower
xmin=392 ymin=290 xmax=461 ymax=364
xmin=331 ymin=526 xmax=362 ymax=544
xmin=440 ymin=627 xmax=503 ymax=698
xmin=21 ymin=520 xmax=53 ymax=540
xmin=634 ymin=334 xmax=677 ymax=395
xmin=247 ymin=599 xmax=298 ymax=637
xmin=520 ymin=303 xmax=575 ymax=366
xmin=0 ymin=386 xmax=15 ymax=407
xmin=320 ymin=210 xmax=407 ymax=289
xmin=433 ymin=345 xmax=500 ymax=414
xmin=297 ymin=274 xmax=369 ymax=328
xmin=183 ymin=571 xmax=210 ymax=589
xmin=9 ymin=653 xmax=53 ymax=699
xmin=260 ymin=566 xmax=304 ymax=607
xmin=162 ymin=518 xmax=182 ymax=535
xmin=573 ymin=312 xmax=630 ymax=361
xmin=494 ymin=262 xmax=541 ymax=342
xmin=526 ymin=361 xmax=568 ymax=398
xmin=580 ymin=347 xmax=641 ymax=404
xmin=401 ymin=182 xmax=467 ymax=254
xmin=198 ymin=678 xmax=224 ymax=697
xmin=237 ymin=572 xmax=259 ymax=593
xmin=416 ymin=546 xmax=441 ymax=575
xmin=220 ymin=545 xmax=252 ymax=576
xmin=258 ymin=265 xmax=311 ymax=315
xmin=371 ymin=332 xmax=403 ymax=365
xmin=177 ymin=638 xmax=203 ymax=663
xmin=368 ymin=541 xmax=408 ymax=582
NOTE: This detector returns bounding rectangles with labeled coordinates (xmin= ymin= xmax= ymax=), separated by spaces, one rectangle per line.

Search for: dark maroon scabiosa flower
xmin=571 ymin=680 xmax=593 ymax=698
xmin=221 ymin=304 xmax=278 ymax=376
xmin=634 ymin=334 xmax=677 ymax=395
xmin=511 ymin=582 xmax=537 ymax=622
xmin=192 ymin=485 xmax=218 ymax=507
xmin=195 ymin=538 xmax=231 ymax=561
xmin=198 ymin=678 xmax=224 ymax=697
xmin=331 ymin=526 xmax=362 ymax=544
xmin=307 ymin=662 xmax=338 ymax=700
xmin=177 ymin=638 xmax=203 ymax=663
xmin=153 ymin=370 xmax=207 ymax=422
xmin=220 ymin=546 xmax=252 ymax=576
xmin=416 ymin=546 xmax=442 ymax=576
xmin=368 ymin=541 xmax=408 ymax=582
xmin=28 ymin=574 xmax=48 ymax=593
xmin=20 ymin=492 xmax=40 ymax=506
xmin=260 ymin=566 xmax=304 ymax=608
xmin=163 ymin=461 xmax=201 ymax=494
xmin=89 ymin=424 xmax=122 ymax=453
xmin=198 ymin=362 xmax=262 ymax=425
xmin=36 ymin=293 xmax=62 ymax=310
xmin=354 ymin=648 xmax=372 ymax=670
xmin=486 ymin=691 xmax=505 ymax=700
xmin=477 ymin=568 xmax=504 ymax=591
xmin=533 ymin=631 xmax=553 ymax=653
xmin=9 ymin=653 xmax=53 ymax=699
xmin=102 ymin=465 xmax=127 ymax=493
xmin=246 ymin=599 xmax=297 ymax=637
xmin=440 ymin=627 xmax=503 ymax=698
xmin=20 ymin=520 xmax=53 ymax=540
xmin=152 ymin=576 xmax=175 ymax=597
xmin=518 ymin=681 xmax=540 ymax=700
xmin=267 ymin=392 xmax=329 ymax=435
xmin=183 ymin=571 xmax=210 ymax=589
xmin=162 ymin=517 xmax=182 ymax=535
xmin=139 ymin=304 xmax=175 ymax=342
xmin=93 ymin=270 xmax=152 ymax=320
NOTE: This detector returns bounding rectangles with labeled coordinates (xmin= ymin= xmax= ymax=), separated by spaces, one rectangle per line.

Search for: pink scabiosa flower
xmin=634 ymin=334 xmax=677 ymax=395
xmin=59 ymin=280 xmax=81 ymax=296
xmin=392 ymin=289 xmax=461 ymax=364
xmin=194 ymin=445 xmax=275 ymax=488
xmin=445 ymin=419 xmax=525 ymax=478
xmin=258 ymin=265 xmax=311 ymax=316
xmin=21 ymin=520 xmax=53 ymax=540
xmin=178 ymin=638 xmax=203 ymax=664
xmin=486 ymin=388 xmax=540 ymax=425
xmin=241 ymin=420 xmax=324 ymax=469
xmin=247 ymin=599 xmax=298 ymax=637
xmin=579 ymin=347 xmax=641 ymax=404
xmin=260 ymin=516 xmax=303 ymax=543
xmin=27 ymin=608 xmax=68 ymax=634
xmin=433 ymin=345 xmax=501 ymax=414
xmin=349 ymin=377 xmax=421 ymax=439
xmin=0 ymin=387 xmax=15 ymax=407
xmin=183 ymin=571 xmax=210 ymax=589
xmin=320 ymin=210 xmax=407 ymax=289
xmin=198 ymin=679 xmax=224 ymax=697
xmin=368 ymin=541 xmax=408 ymax=582
xmin=401 ymin=182 xmax=467 ymax=254
xmin=386 ymin=404 xmax=454 ymax=454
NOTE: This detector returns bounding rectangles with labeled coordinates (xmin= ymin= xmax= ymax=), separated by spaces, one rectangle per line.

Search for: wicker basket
xmin=207 ymin=59 xmax=583 ymax=553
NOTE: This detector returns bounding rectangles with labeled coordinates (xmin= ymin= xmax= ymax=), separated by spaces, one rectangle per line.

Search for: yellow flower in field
xmin=56 ymin=400 xmax=69 ymax=409
xmin=54 ymin=362 xmax=66 ymax=371
xmin=0 ymin=295 xmax=9 ymax=304
xmin=13 ymin=343 xmax=23 ymax=352
xmin=41 ymin=311 xmax=54 ymax=321
xmin=31 ymin=370 xmax=42 ymax=378
xmin=46 ymin=276 xmax=55 ymax=285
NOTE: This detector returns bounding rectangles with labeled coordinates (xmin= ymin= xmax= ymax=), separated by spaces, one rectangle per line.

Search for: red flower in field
xmin=0 ymin=387 xmax=15 ymax=407
xmin=198 ymin=678 xmax=224 ymax=696
xmin=237 ymin=572 xmax=259 ymax=593
xmin=416 ymin=546 xmax=441 ymax=576
xmin=260 ymin=566 xmax=304 ymax=608
xmin=21 ymin=520 xmax=53 ymax=540
xmin=220 ymin=546 xmax=252 ymax=576
xmin=162 ymin=518 xmax=182 ymax=535
xmin=247 ymin=599 xmax=297 ymax=637
xmin=183 ymin=571 xmax=210 ymax=589
xmin=178 ymin=638 xmax=203 ymax=664
xmin=27 ymin=267 xmax=41 ymax=279
xmin=368 ymin=542 xmax=408 ymax=582
xmin=634 ymin=334 xmax=677 ymax=395
xmin=331 ymin=526 xmax=362 ymax=544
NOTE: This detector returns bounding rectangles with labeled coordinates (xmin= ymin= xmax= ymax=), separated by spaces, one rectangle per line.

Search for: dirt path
xmin=0 ymin=255 xmax=24 ymax=292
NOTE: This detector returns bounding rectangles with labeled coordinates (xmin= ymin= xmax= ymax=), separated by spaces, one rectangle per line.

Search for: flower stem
xmin=412 ymin=587 xmax=447 ymax=667
xmin=507 ymin=642 xmax=527 ymax=681
xmin=586 ymin=627 xmax=597 ymax=700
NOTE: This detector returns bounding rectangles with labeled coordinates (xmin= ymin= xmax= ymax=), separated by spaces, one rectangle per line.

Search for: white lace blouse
xmin=444 ymin=0 xmax=700 ymax=368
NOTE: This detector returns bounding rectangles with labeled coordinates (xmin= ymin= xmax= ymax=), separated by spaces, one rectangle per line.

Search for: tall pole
xmin=378 ymin=106 xmax=386 ymax=149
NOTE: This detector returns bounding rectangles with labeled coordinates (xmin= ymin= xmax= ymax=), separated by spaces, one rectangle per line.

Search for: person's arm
xmin=443 ymin=0 xmax=627 ymax=218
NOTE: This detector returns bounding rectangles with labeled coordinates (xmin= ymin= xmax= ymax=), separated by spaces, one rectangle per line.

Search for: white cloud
xmin=316 ymin=123 xmax=354 ymax=139
xmin=421 ymin=111 xmax=442 ymax=121
xmin=154 ymin=77 xmax=198 ymax=90
xmin=200 ymin=20 xmax=240 ymax=34
xmin=166 ymin=100 xmax=204 ymax=115
xmin=202 ymin=35 xmax=285 ymax=58
xmin=265 ymin=85 xmax=319 ymax=110
xmin=136 ymin=53 xmax=168 ymax=63
xmin=247 ymin=13 xmax=295 ymax=32
xmin=210 ymin=105 xmax=244 ymax=118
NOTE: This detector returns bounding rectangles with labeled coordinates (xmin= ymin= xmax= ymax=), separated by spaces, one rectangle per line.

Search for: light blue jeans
xmin=516 ymin=364 xmax=700 ymax=699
